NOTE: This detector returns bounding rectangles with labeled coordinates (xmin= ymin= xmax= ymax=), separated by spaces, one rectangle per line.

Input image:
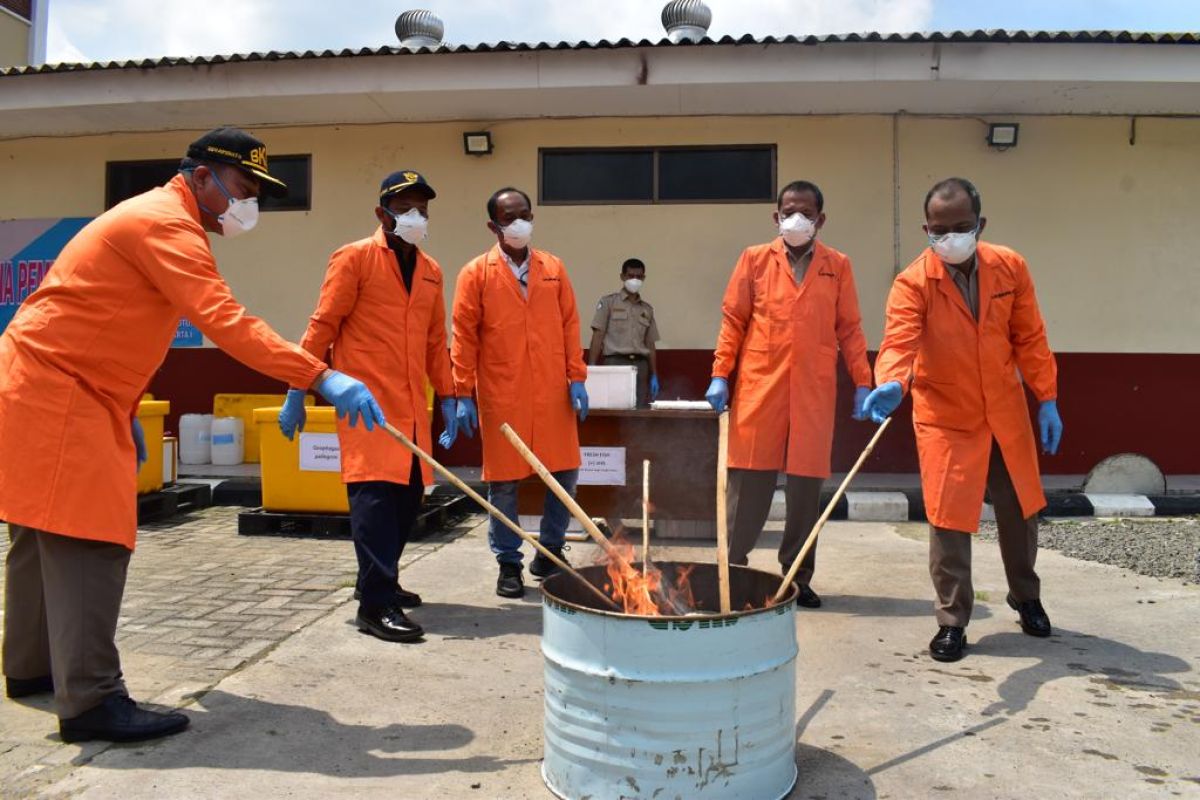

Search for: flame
xmin=596 ymin=533 xmax=702 ymax=616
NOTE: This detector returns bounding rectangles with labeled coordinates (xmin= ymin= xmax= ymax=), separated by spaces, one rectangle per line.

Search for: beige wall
xmin=1 ymin=114 xmax=1197 ymax=353
xmin=0 ymin=10 xmax=28 ymax=67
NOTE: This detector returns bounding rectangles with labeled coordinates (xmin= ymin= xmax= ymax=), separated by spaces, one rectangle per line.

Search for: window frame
xmin=538 ymin=144 xmax=777 ymax=206
xmin=104 ymin=154 xmax=314 ymax=212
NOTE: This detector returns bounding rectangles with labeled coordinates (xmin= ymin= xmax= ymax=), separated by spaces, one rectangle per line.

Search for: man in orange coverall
xmin=450 ymin=187 xmax=589 ymax=599
xmin=706 ymin=180 xmax=873 ymax=609
xmin=0 ymin=127 xmax=385 ymax=743
xmin=280 ymin=170 xmax=456 ymax=644
xmin=863 ymin=177 xmax=1063 ymax=663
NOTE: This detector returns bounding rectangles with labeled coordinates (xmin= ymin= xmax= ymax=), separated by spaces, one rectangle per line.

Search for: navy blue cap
xmin=380 ymin=170 xmax=436 ymax=202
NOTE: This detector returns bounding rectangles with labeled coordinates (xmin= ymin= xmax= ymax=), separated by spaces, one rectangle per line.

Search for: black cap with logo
xmin=379 ymin=170 xmax=436 ymax=203
xmin=186 ymin=127 xmax=287 ymax=196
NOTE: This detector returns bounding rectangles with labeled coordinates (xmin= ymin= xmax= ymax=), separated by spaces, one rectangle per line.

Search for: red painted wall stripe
xmin=147 ymin=349 xmax=1197 ymax=474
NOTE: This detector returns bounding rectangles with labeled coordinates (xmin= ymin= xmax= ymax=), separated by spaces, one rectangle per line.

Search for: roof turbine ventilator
xmin=395 ymin=9 xmax=445 ymax=50
xmin=661 ymin=0 xmax=713 ymax=44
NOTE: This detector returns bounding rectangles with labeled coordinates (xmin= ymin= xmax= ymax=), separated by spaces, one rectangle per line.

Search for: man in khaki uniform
xmin=588 ymin=258 xmax=661 ymax=407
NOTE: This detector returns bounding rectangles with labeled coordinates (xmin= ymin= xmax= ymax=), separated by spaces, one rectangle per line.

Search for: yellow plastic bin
xmin=214 ymin=393 xmax=314 ymax=464
xmin=136 ymin=399 xmax=170 ymax=495
xmin=254 ymin=406 xmax=349 ymax=513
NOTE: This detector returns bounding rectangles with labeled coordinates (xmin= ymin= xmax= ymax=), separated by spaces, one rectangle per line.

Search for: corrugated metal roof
xmin=2 ymin=30 xmax=1197 ymax=78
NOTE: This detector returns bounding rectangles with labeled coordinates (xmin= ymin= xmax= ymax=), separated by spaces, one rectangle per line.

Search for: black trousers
xmin=348 ymin=455 xmax=423 ymax=613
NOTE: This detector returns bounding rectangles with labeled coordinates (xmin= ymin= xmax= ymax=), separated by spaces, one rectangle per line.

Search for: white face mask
xmin=929 ymin=230 xmax=979 ymax=265
xmin=778 ymin=212 xmax=816 ymax=248
xmin=390 ymin=208 xmax=428 ymax=245
xmin=501 ymin=218 xmax=533 ymax=249
xmin=623 ymin=278 xmax=643 ymax=294
xmin=218 ymin=197 xmax=259 ymax=238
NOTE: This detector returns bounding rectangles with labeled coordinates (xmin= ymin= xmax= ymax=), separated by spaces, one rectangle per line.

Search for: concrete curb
xmin=764 ymin=490 xmax=1200 ymax=522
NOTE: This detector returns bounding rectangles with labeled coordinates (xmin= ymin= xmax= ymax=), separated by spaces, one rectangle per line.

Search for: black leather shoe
xmin=6 ymin=675 xmax=54 ymax=698
xmin=356 ymin=606 xmax=424 ymax=643
xmin=796 ymin=585 xmax=822 ymax=609
xmin=530 ymin=547 xmax=569 ymax=579
xmin=59 ymin=693 xmax=189 ymax=743
xmin=353 ymin=586 xmax=422 ymax=609
xmin=1007 ymin=595 xmax=1052 ymax=637
xmin=496 ymin=562 xmax=525 ymax=598
xmin=929 ymin=626 xmax=967 ymax=662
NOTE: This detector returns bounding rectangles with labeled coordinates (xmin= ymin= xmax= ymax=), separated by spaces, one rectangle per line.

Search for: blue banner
xmin=0 ymin=218 xmax=92 ymax=333
xmin=1 ymin=218 xmax=204 ymax=348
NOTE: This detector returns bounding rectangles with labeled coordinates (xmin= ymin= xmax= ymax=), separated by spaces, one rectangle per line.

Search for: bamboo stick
xmin=380 ymin=423 xmax=619 ymax=611
xmin=773 ymin=417 xmax=893 ymax=604
xmin=715 ymin=411 xmax=732 ymax=614
xmin=642 ymin=459 xmax=651 ymax=578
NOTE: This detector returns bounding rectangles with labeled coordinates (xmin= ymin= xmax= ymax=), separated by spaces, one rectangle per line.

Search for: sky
xmin=44 ymin=0 xmax=1199 ymax=64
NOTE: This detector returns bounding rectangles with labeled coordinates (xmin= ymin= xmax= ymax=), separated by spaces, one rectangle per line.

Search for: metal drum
xmin=541 ymin=563 xmax=798 ymax=800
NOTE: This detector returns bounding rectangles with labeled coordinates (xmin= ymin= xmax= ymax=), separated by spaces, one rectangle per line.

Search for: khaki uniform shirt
xmin=591 ymin=290 xmax=660 ymax=356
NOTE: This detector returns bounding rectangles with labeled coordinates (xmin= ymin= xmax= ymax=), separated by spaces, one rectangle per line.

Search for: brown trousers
xmin=929 ymin=442 xmax=1040 ymax=627
xmin=3 ymin=525 xmax=130 ymax=719
xmin=726 ymin=469 xmax=823 ymax=585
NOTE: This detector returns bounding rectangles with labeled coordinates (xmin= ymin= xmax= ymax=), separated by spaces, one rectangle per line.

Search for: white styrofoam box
xmin=585 ymin=365 xmax=637 ymax=410
xmin=1084 ymin=493 xmax=1156 ymax=518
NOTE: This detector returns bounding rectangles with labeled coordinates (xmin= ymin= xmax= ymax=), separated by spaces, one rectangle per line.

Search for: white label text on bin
xmin=299 ymin=433 xmax=342 ymax=472
xmin=578 ymin=447 xmax=625 ymax=486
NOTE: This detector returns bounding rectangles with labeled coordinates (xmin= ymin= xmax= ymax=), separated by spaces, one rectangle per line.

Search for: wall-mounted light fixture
xmin=986 ymin=123 xmax=1019 ymax=150
xmin=463 ymin=131 xmax=493 ymax=156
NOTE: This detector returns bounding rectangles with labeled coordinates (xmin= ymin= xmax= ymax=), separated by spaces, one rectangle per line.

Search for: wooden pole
xmin=773 ymin=417 xmax=893 ymax=604
xmin=380 ymin=423 xmax=620 ymax=611
xmin=716 ymin=411 xmax=731 ymax=614
xmin=499 ymin=424 xmax=634 ymax=572
xmin=642 ymin=459 xmax=651 ymax=578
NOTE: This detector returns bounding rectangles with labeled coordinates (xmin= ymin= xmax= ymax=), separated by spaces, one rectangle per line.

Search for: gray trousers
xmin=929 ymin=442 xmax=1041 ymax=627
xmin=3 ymin=525 xmax=130 ymax=719
xmin=726 ymin=469 xmax=823 ymax=585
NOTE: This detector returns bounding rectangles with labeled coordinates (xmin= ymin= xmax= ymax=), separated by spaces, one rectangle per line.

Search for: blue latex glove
xmin=852 ymin=386 xmax=871 ymax=421
xmin=278 ymin=389 xmax=308 ymax=441
xmin=863 ymin=381 xmax=903 ymax=424
xmin=649 ymin=374 xmax=660 ymax=402
xmin=438 ymin=398 xmax=459 ymax=449
xmin=131 ymin=418 xmax=148 ymax=469
xmin=456 ymin=398 xmax=478 ymax=438
xmin=1039 ymin=400 xmax=1063 ymax=456
xmin=316 ymin=370 xmax=385 ymax=431
xmin=570 ymin=381 xmax=589 ymax=421
xmin=705 ymin=377 xmax=729 ymax=412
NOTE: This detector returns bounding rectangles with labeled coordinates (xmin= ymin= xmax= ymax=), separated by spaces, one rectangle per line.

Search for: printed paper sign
xmin=578 ymin=446 xmax=626 ymax=486
xmin=299 ymin=433 xmax=342 ymax=472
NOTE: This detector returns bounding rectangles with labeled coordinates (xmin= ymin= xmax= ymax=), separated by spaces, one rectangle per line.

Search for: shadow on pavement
xmin=413 ymin=601 xmax=544 ymax=640
xmin=972 ymin=628 xmax=1192 ymax=715
xmin=77 ymin=690 xmax=536 ymax=777
xmin=817 ymin=594 xmax=994 ymax=621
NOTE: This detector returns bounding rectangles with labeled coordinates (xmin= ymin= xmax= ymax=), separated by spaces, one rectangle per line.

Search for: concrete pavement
xmin=4 ymin=517 xmax=1199 ymax=799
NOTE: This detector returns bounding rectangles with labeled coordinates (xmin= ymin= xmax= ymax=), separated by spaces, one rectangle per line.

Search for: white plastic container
xmin=585 ymin=365 xmax=637 ymax=410
xmin=210 ymin=416 xmax=245 ymax=466
xmin=179 ymin=413 xmax=213 ymax=465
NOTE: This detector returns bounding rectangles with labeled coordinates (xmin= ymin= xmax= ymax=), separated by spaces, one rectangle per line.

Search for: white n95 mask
xmin=218 ymin=197 xmax=259 ymax=238
xmin=390 ymin=208 xmax=429 ymax=244
xmin=778 ymin=213 xmax=816 ymax=248
xmin=623 ymin=278 xmax=643 ymax=294
xmin=501 ymin=219 xmax=533 ymax=249
xmin=930 ymin=230 xmax=978 ymax=265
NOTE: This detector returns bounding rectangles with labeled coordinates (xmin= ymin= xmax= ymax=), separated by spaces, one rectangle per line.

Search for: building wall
xmin=0 ymin=8 xmax=29 ymax=67
xmin=1 ymin=113 xmax=1197 ymax=472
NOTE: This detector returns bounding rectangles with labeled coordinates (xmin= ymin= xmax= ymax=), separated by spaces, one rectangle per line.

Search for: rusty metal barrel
xmin=540 ymin=563 xmax=798 ymax=800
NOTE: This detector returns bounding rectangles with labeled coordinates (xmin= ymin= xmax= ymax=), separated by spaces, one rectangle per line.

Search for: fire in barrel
xmin=540 ymin=559 xmax=799 ymax=800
